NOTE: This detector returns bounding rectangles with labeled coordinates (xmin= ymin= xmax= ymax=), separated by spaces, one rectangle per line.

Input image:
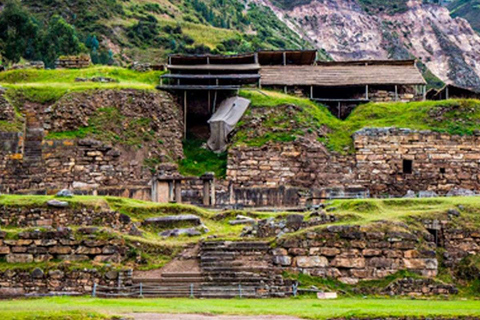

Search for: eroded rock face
xmin=253 ymin=0 xmax=480 ymax=88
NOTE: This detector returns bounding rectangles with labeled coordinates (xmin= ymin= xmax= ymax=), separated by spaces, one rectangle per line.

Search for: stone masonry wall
xmin=0 ymin=205 xmax=133 ymax=230
xmin=227 ymin=138 xmax=356 ymax=206
xmin=0 ymin=227 xmax=128 ymax=264
xmin=228 ymin=128 xmax=480 ymax=199
xmin=354 ymin=128 xmax=480 ymax=196
xmin=0 ymin=267 xmax=131 ymax=297
xmin=0 ymin=89 xmax=183 ymax=196
xmin=273 ymin=224 xmax=438 ymax=284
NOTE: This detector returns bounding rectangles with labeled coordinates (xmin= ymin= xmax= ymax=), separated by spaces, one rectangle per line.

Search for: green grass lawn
xmin=238 ymin=90 xmax=480 ymax=153
xmin=0 ymin=66 xmax=164 ymax=104
xmin=1 ymin=296 xmax=480 ymax=319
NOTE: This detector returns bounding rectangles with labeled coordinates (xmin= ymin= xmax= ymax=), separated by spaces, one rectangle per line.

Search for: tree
xmin=40 ymin=15 xmax=86 ymax=67
xmin=0 ymin=0 xmax=39 ymax=63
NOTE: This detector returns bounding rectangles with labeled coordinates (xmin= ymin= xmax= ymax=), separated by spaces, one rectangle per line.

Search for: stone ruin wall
xmin=354 ymin=128 xmax=480 ymax=196
xmin=227 ymin=128 xmax=480 ymax=203
xmin=227 ymin=140 xmax=355 ymax=207
xmin=0 ymin=90 xmax=184 ymax=198
xmin=0 ymin=267 xmax=131 ymax=297
xmin=0 ymin=205 xmax=133 ymax=297
xmin=272 ymin=222 xmax=480 ymax=287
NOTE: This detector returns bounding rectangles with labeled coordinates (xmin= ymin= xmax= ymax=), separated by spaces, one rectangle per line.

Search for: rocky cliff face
xmin=255 ymin=0 xmax=480 ymax=88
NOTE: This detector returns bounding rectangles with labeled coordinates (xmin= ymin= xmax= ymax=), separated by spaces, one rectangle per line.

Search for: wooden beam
xmin=183 ymin=90 xmax=187 ymax=138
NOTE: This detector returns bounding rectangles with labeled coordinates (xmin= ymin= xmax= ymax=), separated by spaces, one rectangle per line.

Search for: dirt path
xmin=125 ymin=313 xmax=303 ymax=320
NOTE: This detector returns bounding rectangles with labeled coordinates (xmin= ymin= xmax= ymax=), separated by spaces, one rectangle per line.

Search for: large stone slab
xmin=143 ymin=215 xmax=201 ymax=228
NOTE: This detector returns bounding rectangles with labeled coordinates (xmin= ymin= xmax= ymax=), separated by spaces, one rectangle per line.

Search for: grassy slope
xmin=238 ymin=90 xmax=480 ymax=153
xmin=0 ymin=66 xmax=164 ymax=104
xmin=178 ymin=137 xmax=227 ymax=178
xmin=1 ymin=296 xmax=480 ymax=319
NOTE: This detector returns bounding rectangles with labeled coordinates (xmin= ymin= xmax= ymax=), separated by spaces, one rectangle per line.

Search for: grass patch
xmin=0 ymin=296 xmax=479 ymax=319
xmin=238 ymin=90 xmax=480 ymax=153
xmin=178 ymin=137 xmax=227 ymax=178
xmin=0 ymin=66 xmax=163 ymax=104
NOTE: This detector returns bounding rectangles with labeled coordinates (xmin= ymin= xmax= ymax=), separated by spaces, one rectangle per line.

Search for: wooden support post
xmin=446 ymin=86 xmax=449 ymax=100
xmin=210 ymin=178 xmax=216 ymax=206
xmin=283 ymin=52 xmax=286 ymax=66
xmin=206 ymin=56 xmax=210 ymax=64
xmin=337 ymin=102 xmax=341 ymax=118
xmin=310 ymin=86 xmax=313 ymax=99
xmin=160 ymin=77 xmax=163 ymax=86
xmin=395 ymin=85 xmax=398 ymax=101
xmin=365 ymin=85 xmax=369 ymax=100
xmin=213 ymin=91 xmax=217 ymax=113
xmin=168 ymin=181 xmax=174 ymax=202
xmin=174 ymin=180 xmax=182 ymax=204
xmin=208 ymin=90 xmax=211 ymax=113
xmin=423 ymin=85 xmax=427 ymax=101
xmin=151 ymin=178 xmax=157 ymax=202
xmin=168 ymin=56 xmax=171 ymax=65
xmin=258 ymin=79 xmax=262 ymax=89
xmin=203 ymin=180 xmax=210 ymax=206
xmin=183 ymin=91 xmax=187 ymax=138
xmin=284 ymin=86 xmax=287 ymax=94
xmin=254 ymin=52 xmax=258 ymax=64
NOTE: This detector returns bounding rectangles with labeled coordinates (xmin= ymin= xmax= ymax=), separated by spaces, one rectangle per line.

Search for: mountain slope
xmin=256 ymin=0 xmax=480 ymax=89
xmin=1 ymin=0 xmax=311 ymax=64
xmin=448 ymin=0 xmax=480 ymax=33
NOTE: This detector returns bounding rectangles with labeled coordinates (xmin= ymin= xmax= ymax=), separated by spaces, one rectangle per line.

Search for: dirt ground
xmin=125 ymin=313 xmax=302 ymax=320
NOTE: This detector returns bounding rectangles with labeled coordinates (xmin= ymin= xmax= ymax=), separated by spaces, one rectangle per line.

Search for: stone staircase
xmin=130 ymin=241 xmax=292 ymax=298
xmin=132 ymin=272 xmax=204 ymax=298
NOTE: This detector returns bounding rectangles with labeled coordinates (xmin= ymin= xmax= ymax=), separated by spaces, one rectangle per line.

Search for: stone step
xmin=132 ymin=279 xmax=204 ymax=284
xmin=201 ymin=246 xmax=270 ymax=252
xmin=202 ymin=266 xmax=271 ymax=272
xmin=161 ymin=272 xmax=202 ymax=278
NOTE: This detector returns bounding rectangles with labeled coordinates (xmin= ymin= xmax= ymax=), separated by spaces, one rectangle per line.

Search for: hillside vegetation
xmin=449 ymin=0 xmax=480 ymax=33
xmin=0 ymin=66 xmax=164 ymax=103
xmin=0 ymin=0 xmax=310 ymax=67
xmin=236 ymin=90 xmax=480 ymax=153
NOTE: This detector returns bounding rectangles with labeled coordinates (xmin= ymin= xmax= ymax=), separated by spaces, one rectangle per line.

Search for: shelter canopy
xmin=260 ymin=60 xmax=426 ymax=87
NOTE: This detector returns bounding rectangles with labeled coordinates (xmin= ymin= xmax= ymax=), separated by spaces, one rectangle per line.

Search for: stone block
xmin=331 ymin=257 xmax=365 ymax=269
xmin=6 ymin=254 xmax=33 ymax=263
xmin=0 ymin=246 xmax=10 ymax=254
xmin=49 ymin=246 xmax=73 ymax=254
xmin=294 ymin=256 xmax=329 ymax=268
xmin=273 ymin=255 xmax=292 ymax=266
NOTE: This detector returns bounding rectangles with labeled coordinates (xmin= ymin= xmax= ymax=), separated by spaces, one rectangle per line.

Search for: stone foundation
xmin=228 ymin=128 xmax=480 ymax=202
xmin=274 ymin=224 xmax=438 ymax=284
xmin=0 ymin=228 xmax=129 ymax=264
xmin=0 ymin=267 xmax=131 ymax=297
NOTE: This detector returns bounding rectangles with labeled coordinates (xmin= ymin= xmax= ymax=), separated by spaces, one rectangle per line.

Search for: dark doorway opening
xmin=403 ymin=159 xmax=413 ymax=174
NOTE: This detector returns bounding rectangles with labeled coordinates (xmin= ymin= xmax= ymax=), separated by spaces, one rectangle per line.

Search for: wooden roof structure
xmin=261 ymin=60 xmax=426 ymax=87
xmin=258 ymin=50 xmax=317 ymax=65
xmin=169 ymin=53 xmax=256 ymax=65
xmin=427 ymin=84 xmax=480 ymax=100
